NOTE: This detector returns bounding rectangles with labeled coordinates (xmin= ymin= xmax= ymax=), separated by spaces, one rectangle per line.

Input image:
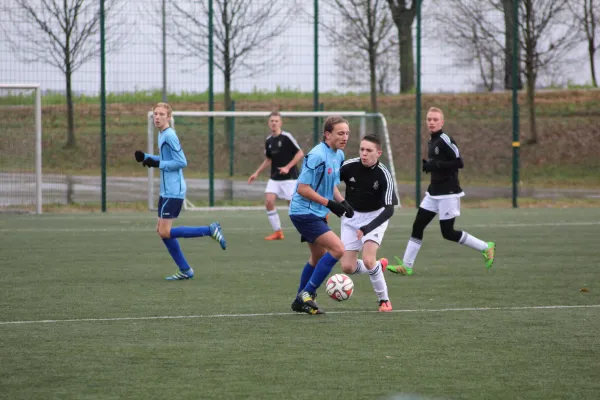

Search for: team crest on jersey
xmin=435 ymin=146 xmax=439 ymax=154
xmin=373 ymin=181 xmax=379 ymax=190
xmin=328 ymin=168 xmax=332 ymax=175
xmin=278 ymin=140 xmax=282 ymax=147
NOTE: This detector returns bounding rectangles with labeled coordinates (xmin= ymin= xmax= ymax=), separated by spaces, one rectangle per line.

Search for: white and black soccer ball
xmin=325 ymin=273 xmax=354 ymax=301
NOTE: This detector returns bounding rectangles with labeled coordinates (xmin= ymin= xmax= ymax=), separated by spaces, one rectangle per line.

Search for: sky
xmin=0 ymin=0 xmax=596 ymax=95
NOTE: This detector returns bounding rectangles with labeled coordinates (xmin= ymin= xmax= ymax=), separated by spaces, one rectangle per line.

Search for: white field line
xmin=2 ymin=220 xmax=600 ymax=233
xmin=1 ymin=304 xmax=599 ymax=326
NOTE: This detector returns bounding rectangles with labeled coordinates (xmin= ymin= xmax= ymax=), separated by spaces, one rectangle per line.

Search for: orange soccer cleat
xmin=378 ymin=300 xmax=393 ymax=312
xmin=379 ymin=258 xmax=388 ymax=273
xmin=264 ymin=230 xmax=285 ymax=241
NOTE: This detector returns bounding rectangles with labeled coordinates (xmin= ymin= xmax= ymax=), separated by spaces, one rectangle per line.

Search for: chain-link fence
xmin=1 ymin=0 xmax=598 ymax=211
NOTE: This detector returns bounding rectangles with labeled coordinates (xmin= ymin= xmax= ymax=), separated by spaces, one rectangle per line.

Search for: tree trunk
xmin=369 ymin=44 xmax=379 ymax=135
xmin=369 ymin=47 xmax=378 ymax=114
xmin=589 ymin=39 xmax=598 ymax=88
xmin=224 ymin=65 xmax=232 ymax=146
xmin=503 ymin=0 xmax=523 ymax=90
xmin=65 ymin=65 xmax=76 ymax=148
xmin=398 ymin=20 xmax=414 ymax=93
xmin=525 ymin=65 xmax=537 ymax=144
xmin=223 ymin=1 xmax=233 ymax=145
xmin=526 ymin=76 xmax=537 ymax=144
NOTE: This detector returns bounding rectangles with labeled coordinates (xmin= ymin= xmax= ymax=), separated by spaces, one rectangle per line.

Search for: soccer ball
xmin=325 ymin=273 xmax=354 ymax=301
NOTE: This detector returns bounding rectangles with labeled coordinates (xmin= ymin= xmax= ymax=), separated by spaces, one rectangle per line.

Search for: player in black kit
xmin=387 ymin=107 xmax=496 ymax=276
xmin=248 ymin=111 xmax=304 ymax=240
xmin=339 ymin=134 xmax=398 ymax=311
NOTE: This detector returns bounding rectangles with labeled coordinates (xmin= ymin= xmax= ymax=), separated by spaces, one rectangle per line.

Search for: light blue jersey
xmin=289 ymin=142 xmax=344 ymax=218
xmin=144 ymin=127 xmax=187 ymax=199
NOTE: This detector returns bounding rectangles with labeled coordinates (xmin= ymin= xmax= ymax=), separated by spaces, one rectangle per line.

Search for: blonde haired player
xmin=387 ymin=107 xmax=496 ymax=276
xmin=134 ymin=102 xmax=226 ymax=280
xmin=248 ymin=111 xmax=304 ymax=240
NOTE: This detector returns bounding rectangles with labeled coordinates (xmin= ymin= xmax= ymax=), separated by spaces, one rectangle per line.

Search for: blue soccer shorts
xmin=157 ymin=197 xmax=184 ymax=219
xmin=290 ymin=213 xmax=330 ymax=243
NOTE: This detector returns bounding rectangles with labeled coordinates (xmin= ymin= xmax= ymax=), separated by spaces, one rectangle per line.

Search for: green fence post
xmin=313 ymin=0 xmax=319 ymax=146
xmin=512 ymin=0 xmax=520 ymax=208
xmin=100 ymin=0 xmax=107 ymax=212
xmin=208 ymin=0 xmax=215 ymax=207
xmin=415 ymin=0 xmax=422 ymax=208
xmin=229 ymin=100 xmax=236 ymax=177
xmin=319 ymin=102 xmax=324 ymax=135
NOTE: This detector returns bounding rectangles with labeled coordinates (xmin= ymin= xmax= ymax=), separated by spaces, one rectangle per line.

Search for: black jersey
xmin=265 ymin=131 xmax=301 ymax=181
xmin=340 ymin=158 xmax=398 ymax=212
xmin=426 ymin=130 xmax=464 ymax=196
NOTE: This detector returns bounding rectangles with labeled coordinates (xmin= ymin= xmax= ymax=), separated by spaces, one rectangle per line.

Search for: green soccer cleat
xmin=483 ymin=242 xmax=496 ymax=269
xmin=387 ymin=256 xmax=413 ymax=276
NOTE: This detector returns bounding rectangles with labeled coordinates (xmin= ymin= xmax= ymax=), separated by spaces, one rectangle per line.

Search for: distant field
xmin=1 ymin=208 xmax=599 ymax=399
xmin=2 ymin=90 xmax=600 ymax=191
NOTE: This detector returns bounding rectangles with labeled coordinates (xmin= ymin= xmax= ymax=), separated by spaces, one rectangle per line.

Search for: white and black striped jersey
xmin=265 ymin=131 xmax=301 ymax=181
xmin=340 ymin=158 xmax=398 ymax=212
xmin=426 ymin=130 xmax=464 ymax=196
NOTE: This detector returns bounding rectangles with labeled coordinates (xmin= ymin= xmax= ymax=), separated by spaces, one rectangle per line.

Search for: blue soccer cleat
xmin=209 ymin=222 xmax=227 ymax=250
xmin=165 ymin=268 xmax=194 ymax=281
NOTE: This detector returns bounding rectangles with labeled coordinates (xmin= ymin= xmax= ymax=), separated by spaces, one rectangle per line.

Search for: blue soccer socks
xmin=162 ymin=238 xmax=191 ymax=272
xmin=170 ymin=226 xmax=211 ymax=239
xmin=303 ymin=252 xmax=339 ymax=293
xmin=298 ymin=262 xmax=315 ymax=294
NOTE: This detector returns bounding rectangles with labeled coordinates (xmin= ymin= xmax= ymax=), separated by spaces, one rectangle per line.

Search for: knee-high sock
xmin=352 ymin=259 xmax=369 ymax=275
xmin=303 ymin=252 xmax=339 ymax=294
xmin=170 ymin=226 xmax=211 ymax=239
xmin=403 ymin=237 xmax=422 ymax=268
xmin=297 ymin=262 xmax=315 ymax=294
xmin=368 ymin=261 xmax=389 ymax=301
xmin=267 ymin=209 xmax=281 ymax=231
xmin=162 ymin=238 xmax=191 ymax=272
xmin=459 ymin=232 xmax=488 ymax=251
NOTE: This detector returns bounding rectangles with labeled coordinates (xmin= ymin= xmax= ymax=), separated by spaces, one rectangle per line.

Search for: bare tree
xmin=2 ymin=0 xmax=127 ymax=148
xmin=431 ymin=0 xmax=504 ymax=91
xmin=321 ymin=0 xmax=397 ymax=112
xmin=386 ymin=0 xmax=419 ymax=93
xmin=567 ymin=0 xmax=600 ymax=87
xmin=518 ymin=0 xmax=578 ymax=143
xmin=433 ymin=0 xmax=578 ymax=143
xmin=169 ymin=0 xmax=291 ymax=114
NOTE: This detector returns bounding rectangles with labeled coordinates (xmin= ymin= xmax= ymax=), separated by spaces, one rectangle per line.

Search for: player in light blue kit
xmin=134 ymin=102 xmax=227 ymax=281
xmin=289 ymin=115 xmax=355 ymax=315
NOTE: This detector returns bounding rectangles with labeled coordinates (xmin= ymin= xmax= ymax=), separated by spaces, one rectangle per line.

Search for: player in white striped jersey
xmin=339 ymin=134 xmax=398 ymax=312
xmin=387 ymin=107 xmax=496 ymax=276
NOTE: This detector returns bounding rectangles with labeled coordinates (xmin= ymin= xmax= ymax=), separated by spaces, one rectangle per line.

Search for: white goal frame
xmin=1 ymin=84 xmax=42 ymax=214
xmin=146 ymin=111 xmax=400 ymax=211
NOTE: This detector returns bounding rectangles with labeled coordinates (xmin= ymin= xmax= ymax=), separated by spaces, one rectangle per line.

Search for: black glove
xmin=341 ymin=200 xmax=354 ymax=218
xmin=142 ymin=158 xmax=160 ymax=168
xmin=326 ymin=200 xmax=347 ymax=218
xmin=135 ymin=150 xmax=145 ymax=162
xmin=422 ymin=159 xmax=436 ymax=173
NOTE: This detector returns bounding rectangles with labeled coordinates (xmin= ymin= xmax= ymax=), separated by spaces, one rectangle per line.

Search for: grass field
xmin=1 ymin=208 xmax=599 ymax=399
